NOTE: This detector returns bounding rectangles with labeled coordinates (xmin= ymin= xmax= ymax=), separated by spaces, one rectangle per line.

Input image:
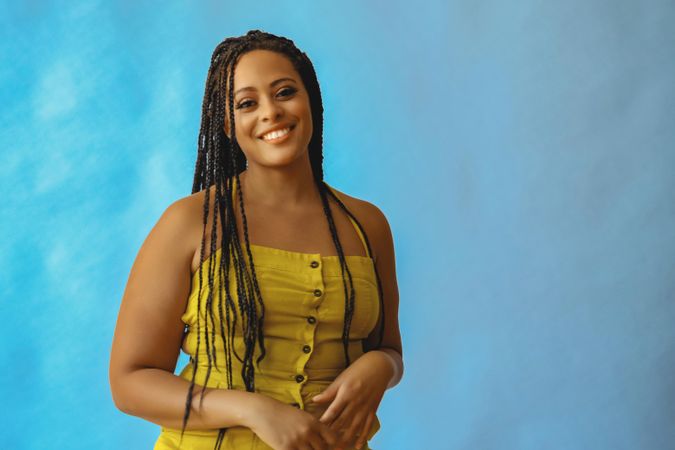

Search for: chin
xmin=254 ymin=147 xmax=304 ymax=167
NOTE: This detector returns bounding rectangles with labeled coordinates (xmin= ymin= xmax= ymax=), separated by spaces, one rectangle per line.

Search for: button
xmin=295 ymin=374 xmax=305 ymax=383
xmin=303 ymin=345 xmax=311 ymax=353
xmin=307 ymin=316 xmax=316 ymax=324
xmin=310 ymin=261 xmax=319 ymax=268
xmin=313 ymin=289 xmax=322 ymax=297
xmin=291 ymin=402 xmax=300 ymax=408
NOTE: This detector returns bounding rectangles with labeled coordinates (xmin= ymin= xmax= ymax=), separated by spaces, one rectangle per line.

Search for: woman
xmin=109 ymin=30 xmax=403 ymax=450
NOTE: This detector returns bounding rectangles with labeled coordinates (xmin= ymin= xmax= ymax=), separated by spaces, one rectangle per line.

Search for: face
xmin=224 ymin=49 xmax=313 ymax=169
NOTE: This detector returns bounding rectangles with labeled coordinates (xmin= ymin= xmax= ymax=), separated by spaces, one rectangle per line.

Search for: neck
xmin=235 ymin=165 xmax=321 ymax=210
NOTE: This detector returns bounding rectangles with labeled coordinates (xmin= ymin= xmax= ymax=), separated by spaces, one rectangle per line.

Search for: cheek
xmin=233 ymin=117 xmax=256 ymax=140
xmin=303 ymin=113 xmax=313 ymax=141
xmin=299 ymin=103 xmax=313 ymax=135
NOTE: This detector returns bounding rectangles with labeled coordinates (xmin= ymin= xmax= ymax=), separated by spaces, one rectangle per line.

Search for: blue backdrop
xmin=1 ymin=1 xmax=674 ymax=449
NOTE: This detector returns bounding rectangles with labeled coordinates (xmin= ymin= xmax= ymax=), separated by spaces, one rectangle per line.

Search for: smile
xmin=260 ymin=125 xmax=295 ymax=144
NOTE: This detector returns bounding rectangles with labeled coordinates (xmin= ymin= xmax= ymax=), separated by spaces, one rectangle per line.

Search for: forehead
xmin=231 ymin=49 xmax=298 ymax=89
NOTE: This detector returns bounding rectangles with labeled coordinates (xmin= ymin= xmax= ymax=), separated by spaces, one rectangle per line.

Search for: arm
xmin=368 ymin=348 xmax=404 ymax=389
xmin=361 ymin=201 xmax=404 ymax=390
xmin=113 ymin=368 xmax=262 ymax=430
xmin=109 ymin=199 xmax=262 ymax=430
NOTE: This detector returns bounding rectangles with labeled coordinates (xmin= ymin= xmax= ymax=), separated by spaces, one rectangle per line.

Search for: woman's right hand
xmin=247 ymin=395 xmax=342 ymax=450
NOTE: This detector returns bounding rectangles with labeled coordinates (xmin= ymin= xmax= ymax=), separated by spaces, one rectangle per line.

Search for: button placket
xmin=295 ymin=256 xmax=323 ymax=399
xmin=309 ymin=258 xmax=325 ymax=306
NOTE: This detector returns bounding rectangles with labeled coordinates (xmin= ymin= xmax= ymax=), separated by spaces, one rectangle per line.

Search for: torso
xmin=181 ymin=178 xmax=376 ymax=276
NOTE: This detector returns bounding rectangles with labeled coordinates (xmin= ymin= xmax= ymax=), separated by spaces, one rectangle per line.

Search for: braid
xmin=317 ymin=184 xmax=357 ymax=365
xmin=178 ymin=29 xmax=387 ymax=449
xmin=323 ymin=186 xmax=386 ymax=350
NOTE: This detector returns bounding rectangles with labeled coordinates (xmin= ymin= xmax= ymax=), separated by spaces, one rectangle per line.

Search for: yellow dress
xmin=153 ymin=178 xmax=382 ymax=450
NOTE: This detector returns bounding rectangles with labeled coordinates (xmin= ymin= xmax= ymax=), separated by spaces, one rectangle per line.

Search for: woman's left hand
xmin=309 ymin=351 xmax=394 ymax=449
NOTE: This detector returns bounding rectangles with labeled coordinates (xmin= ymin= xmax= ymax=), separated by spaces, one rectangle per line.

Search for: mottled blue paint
xmin=1 ymin=1 xmax=674 ymax=449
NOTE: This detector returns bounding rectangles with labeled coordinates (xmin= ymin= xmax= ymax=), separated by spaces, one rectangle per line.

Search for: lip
xmin=258 ymin=123 xmax=295 ymax=139
xmin=258 ymin=124 xmax=295 ymax=144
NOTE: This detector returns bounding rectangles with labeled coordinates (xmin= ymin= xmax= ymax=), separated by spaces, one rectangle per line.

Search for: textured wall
xmin=1 ymin=1 xmax=673 ymax=449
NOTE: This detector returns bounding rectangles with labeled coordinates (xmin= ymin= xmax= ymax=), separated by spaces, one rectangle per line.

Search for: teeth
xmin=262 ymin=127 xmax=290 ymax=141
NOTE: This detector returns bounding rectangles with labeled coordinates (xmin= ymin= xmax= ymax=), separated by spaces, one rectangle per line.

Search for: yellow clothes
xmin=154 ymin=178 xmax=382 ymax=450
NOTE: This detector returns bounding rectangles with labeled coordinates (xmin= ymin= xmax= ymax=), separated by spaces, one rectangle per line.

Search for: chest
xmin=233 ymin=203 xmax=369 ymax=258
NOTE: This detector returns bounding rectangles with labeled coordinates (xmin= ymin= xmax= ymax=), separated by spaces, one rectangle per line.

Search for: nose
xmin=259 ymin=95 xmax=283 ymax=122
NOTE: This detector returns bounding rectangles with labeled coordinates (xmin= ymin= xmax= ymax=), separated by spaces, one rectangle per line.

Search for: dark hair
xmin=180 ymin=29 xmax=386 ymax=448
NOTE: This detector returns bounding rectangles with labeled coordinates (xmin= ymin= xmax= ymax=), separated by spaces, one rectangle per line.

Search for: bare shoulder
xmin=328 ymin=186 xmax=392 ymax=261
xmin=164 ymin=189 xmax=210 ymax=244
xmin=171 ymin=185 xmax=222 ymax=272
xmin=332 ymin=188 xmax=387 ymax=224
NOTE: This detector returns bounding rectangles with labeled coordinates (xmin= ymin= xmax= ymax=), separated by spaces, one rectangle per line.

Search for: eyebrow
xmin=234 ymin=77 xmax=297 ymax=97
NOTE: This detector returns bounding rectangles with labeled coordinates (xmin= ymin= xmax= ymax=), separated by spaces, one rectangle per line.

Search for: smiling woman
xmin=223 ymin=49 xmax=314 ymax=170
xmin=109 ymin=29 xmax=404 ymax=450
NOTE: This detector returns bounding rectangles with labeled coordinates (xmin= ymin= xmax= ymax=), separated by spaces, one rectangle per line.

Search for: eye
xmin=235 ymin=100 xmax=253 ymax=110
xmin=235 ymin=87 xmax=297 ymax=110
xmin=278 ymin=86 xmax=297 ymax=97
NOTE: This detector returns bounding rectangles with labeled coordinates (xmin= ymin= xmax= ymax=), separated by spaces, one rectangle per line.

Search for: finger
xmin=329 ymin=408 xmax=358 ymax=449
xmin=341 ymin=411 xmax=367 ymax=448
xmin=325 ymin=397 xmax=356 ymax=431
xmin=296 ymin=416 xmax=321 ymax=450
xmin=317 ymin=421 xmax=340 ymax=449
xmin=298 ymin=439 xmax=315 ymax=450
xmin=319 ymin=397 xmax=348 ymax=427
xmin=306 ymin=430 xmax=328 ymax=450
xmin=354 ymin=412 xmax=375 ymax=449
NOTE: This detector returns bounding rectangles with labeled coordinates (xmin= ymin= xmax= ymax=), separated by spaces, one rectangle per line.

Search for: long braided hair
xmin=179 ymin=30 xmax=386 ymax=449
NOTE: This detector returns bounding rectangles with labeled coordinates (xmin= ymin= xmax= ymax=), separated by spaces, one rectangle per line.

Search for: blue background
xmin=1 ymin=1 xmax=674 ymax=449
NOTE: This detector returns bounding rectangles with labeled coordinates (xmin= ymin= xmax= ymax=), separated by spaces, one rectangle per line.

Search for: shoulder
xmin=161 ymin=189 xmax=206 ymax=231
xmin=159 ymin=186 xmax=218 ymax=256
xmin=169 ymin=184 xmax=221 ymax=224
xmin=327 ymin=185 xmax=392 ymax=260
xmin=327 ymin=185 xmax=387 ymax=222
